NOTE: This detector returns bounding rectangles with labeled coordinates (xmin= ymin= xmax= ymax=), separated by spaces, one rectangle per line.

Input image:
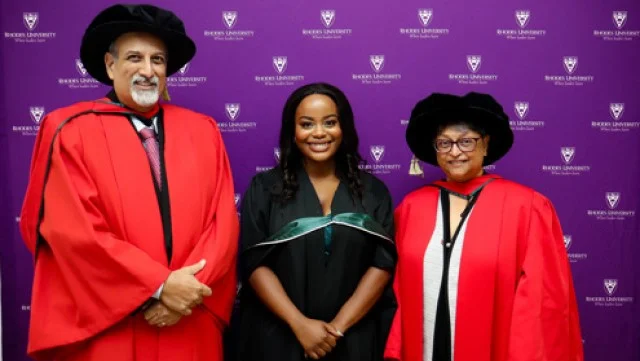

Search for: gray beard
xmin=131 ymin=87 xmax=159 ymax=107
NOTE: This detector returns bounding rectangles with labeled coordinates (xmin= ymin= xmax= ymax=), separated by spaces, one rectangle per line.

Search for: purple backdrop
xmin=1 ymin=1 xmax=639 ymax=360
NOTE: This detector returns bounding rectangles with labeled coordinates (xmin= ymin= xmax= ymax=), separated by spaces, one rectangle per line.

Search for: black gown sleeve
xmin=370 ymin=180 xmax=397 ymax=271
xmin=239 ymin=173 xmax=276 ymax=281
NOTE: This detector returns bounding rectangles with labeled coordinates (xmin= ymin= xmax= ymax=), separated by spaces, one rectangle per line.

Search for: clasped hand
xmin=144 ymin=259 xmax=212 ymax=328
xmin=292 ymin=317 xmax=344 ymax=359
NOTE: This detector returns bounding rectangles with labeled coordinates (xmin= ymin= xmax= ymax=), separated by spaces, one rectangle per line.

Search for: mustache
xmin=131 ymin=74 xmax=159 ymax=87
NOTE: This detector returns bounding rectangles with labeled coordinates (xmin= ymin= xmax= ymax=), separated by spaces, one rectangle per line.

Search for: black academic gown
xmin=236 ymin=168 xmax=397 ymax=361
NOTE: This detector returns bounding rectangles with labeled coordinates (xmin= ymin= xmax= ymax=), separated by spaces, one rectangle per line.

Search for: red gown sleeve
xmin=21 ymin=113 xmax=172 ymax=356
xmin=384 ymin=200 xmax=406 ymax=361
xmin=508 ymin=193 xmax=584 ymax=361
xmin=181 ymin=119 xmax=240 ymax=326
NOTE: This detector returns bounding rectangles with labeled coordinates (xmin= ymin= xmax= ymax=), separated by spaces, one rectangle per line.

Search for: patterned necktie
xmin=139 ymin=127 xmax=162 ymax=190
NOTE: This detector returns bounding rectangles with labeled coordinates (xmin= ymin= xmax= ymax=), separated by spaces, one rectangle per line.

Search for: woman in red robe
xmin=384 ymin=92 xmax=583 ymax=361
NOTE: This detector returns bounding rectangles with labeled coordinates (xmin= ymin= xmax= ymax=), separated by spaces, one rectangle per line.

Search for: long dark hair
xmin=277 ymin=82 xmax=364 ymax=202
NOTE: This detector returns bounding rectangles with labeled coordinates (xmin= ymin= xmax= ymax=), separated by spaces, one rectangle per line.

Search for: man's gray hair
xmin=108 ymin=41 xmax=118 ymax=58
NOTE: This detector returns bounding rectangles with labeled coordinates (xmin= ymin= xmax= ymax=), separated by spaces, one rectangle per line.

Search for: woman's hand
xmin=291 ymin=317 xmax=340 ymax=359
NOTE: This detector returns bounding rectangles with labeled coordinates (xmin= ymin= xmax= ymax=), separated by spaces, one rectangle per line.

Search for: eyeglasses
xmin=433 ymin=137 xmax=482 ymax=153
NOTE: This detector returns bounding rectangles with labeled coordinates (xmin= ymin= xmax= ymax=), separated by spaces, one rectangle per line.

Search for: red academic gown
xmin=384 ymin=174 xmax=583 ymax=361
xmin=19 ymin=99 xmax=239 ymax=361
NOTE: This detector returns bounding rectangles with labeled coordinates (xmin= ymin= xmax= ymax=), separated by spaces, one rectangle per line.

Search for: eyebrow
xmin=298 ymin=114 xmax=338 ymax=121
xmin=437 ymin=131 xmax=474 ymax=138
xmin=123 ymin=50 xmax=167 ymax=57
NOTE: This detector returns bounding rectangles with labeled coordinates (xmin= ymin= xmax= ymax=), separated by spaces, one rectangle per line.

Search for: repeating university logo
xmin=223 ymin=11 xmax=238 ymax=29
xmin=255 ymin=56 xmax=305 ymax=87
xmin=399 ymin=8 xmax=450 ymax=39
xmin=358 ymin=145 xmax=402 ymax=175
xmin=593 ymin=11 xmax=639 ymax=41
xmin=563 ymin=56 xmax=578 ymax=74
xmin=12 ymin=107 xmax=44 ymax=136
xmin=352 ymin=55 xmax=402 ymax=85
xmin=321 ymin=10 xmax=335 ymax=28
xmin=544 ymin=56 xmax=594 ymax=86
xmin=57 ymin=58 xmax=101 ymax=89
xmin=448 ymin=55 xmax=498 ymax=85
xmin=467 ymin=55 xmax=481 ymax=73
xmin=592 ymin=103 xmax=639 ymax=132
xmin=302 ymin=10 xmax=353 ymax=40
xmin=370 ymin=55 xmax=385 ymax=72
xmin=4 ymin=12 xmax=57 ymax=43
xmin=255 ymin=147 xmax=281 ymax=172
xmin=204 ymin=11 xmax=255 ymax=41
xmin=587 ymin=192 xmax=635 ymax=221
xmin=30 ymin=107 xmax=45 ymax=124
xmin=24 ymin=12 xmax=38 ymax=31
xmin=496 ymin=9 xmax=546 ymax=40
xmin=166 ymin=62 xmax=207 ymax=87
xmin=510 ymin=101 xmax=545 ymax=131
xmin=226 ymin=103 xmax=240 ymax=121
xmin=515 ymin=10 xmax=530 ymax=28
xmin=585 ymin=278 xmax=634 ymax=307
xmin=217 ymin=103 xmax=257 ymax=133
xmin=563 ymin=235 xmax=587 ymax=263
xmin=541 ymin=147 xmax=591 ymax=176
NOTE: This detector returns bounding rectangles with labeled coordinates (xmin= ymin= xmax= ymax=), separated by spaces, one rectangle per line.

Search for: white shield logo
xmin=603 ymin=279 xmax=618 ymax=296
xmin=274 ymin=147 xmax=281 ymax=162
xmin=234 ymin=193 xmax=241 ymax=207
xmin=613 ymin=11 xmax=627 ymax=29
xmin=515 ymin=10 xmax=530 ymax=28
xmin=560 ymin=147 xmax=575 ymax=164
xmin=273 ymin=56 xmax=288 ymax=74
xmin=75 ymin=59 xmax=88 ymax=77
xmin=563 ymin=235 xmax=572 ymax=250
xmin=321 ymin=10 xmax=335 ymax=28
xmin=30 ymin=107 xmax=45 ymax=124
xmin=467 ymin=55 xmax=481 ymax=73
xmin=606 ymin=192 xmax=620 ymax=209
xmin=370 ymin=145 xmax=385 ymax=163
xmin=514 ymin=102 xmax=529 ymax=120
xmin=418 ymin=9 xmax=433 ymax=27
xmin=225 ymin=103 xmax=240 ymax=121
xmin=23 ymin=12 xmax=38 ymax=31
xmin=178 ymin=62 xmax=190 ymax=75
xmin=369 ymin=55 xmax=385 ymax=73
xmin=609 ymin=103 xmax=624 ymax=121
xmin=222 ymin=11 xmax=238 ymax=29
xmin=563 ymin=56 xmax=578 ymax=74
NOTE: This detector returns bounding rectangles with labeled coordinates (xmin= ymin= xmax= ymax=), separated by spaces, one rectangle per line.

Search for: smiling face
xmin=104 ymin=32 xmax=168 ymax=112
xmin=435 ymin=124 xmax=489 ymax=183
xmin=294 ymin=94 xmax=343 ymax=167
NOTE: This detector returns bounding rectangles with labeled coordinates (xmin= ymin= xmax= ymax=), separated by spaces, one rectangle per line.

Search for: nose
xmin=449 ymin=142 xmax=463 ymax=156
xmin=138 ymin=58 xmax=154 ymax=78
xmin=311 ymin=124 xmax=326 ymax=138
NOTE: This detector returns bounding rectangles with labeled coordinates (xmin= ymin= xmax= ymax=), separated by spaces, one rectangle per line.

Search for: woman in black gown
xmin=236 ymin=83 xmax=397 ymax=361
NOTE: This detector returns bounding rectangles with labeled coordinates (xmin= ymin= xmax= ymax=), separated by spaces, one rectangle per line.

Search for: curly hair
xmin=276 ymin=82 xmax=364 ymax=202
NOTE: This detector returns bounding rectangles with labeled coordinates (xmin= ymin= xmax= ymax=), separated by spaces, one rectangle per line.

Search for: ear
xmin=104 ymin=52 xmax=116 ymax=80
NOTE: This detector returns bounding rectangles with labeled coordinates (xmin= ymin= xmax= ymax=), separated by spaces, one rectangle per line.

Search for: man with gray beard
xmin=19 ymin=4 xmax=239 ymax=361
